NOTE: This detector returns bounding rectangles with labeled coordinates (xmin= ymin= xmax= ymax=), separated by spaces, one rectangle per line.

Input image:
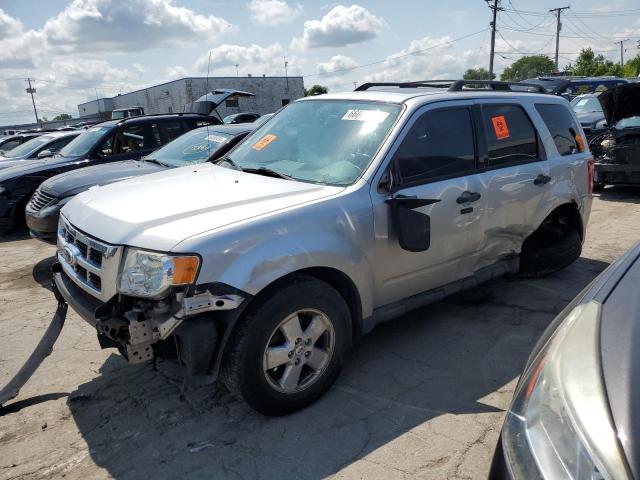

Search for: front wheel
xmin=221 ymin=275 xmax=350 ymax=416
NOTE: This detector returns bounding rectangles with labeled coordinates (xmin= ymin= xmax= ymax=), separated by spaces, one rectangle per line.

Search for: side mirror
xmin=37 ymin=149 xmax=53 ymax=159
xmin=386 ymin=195 xmax=440 ymax=252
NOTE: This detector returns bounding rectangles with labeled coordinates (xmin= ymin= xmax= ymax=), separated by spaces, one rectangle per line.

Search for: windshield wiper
xmin=242 ymin=167 xmax=294 ymax=180
xmin=216 ymin=156 xmax=243 ymax=171
xmin=143 ymin=158 xmax=169 ymax=167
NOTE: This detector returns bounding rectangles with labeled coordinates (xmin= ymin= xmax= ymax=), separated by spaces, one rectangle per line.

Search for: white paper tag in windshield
xmin=207 ymin=134 xmax=226 ymax=143
xmin=342 ymin=109 xmax=390 ymax=123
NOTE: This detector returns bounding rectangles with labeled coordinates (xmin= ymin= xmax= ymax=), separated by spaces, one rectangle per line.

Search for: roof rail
xmin=355 ymin=79 xmax=546 ymax=94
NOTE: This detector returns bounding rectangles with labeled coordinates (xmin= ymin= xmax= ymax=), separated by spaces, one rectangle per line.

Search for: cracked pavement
xmin=2 ymin=188 xmax=640 ymax=480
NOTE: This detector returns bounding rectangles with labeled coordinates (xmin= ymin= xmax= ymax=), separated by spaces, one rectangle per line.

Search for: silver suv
xmin=52 ymin=80 xmax=594 ymax=415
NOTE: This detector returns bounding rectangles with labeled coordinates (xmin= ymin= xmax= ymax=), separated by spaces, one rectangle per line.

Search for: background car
xmin=490 ymin=241 xmax=640 ymax=480
xmin=0 ymin=113 xmax=219 ymax=233
xmin=0 ymin=131 xmax=81 ymax=167
xmin=223 ymin=112 xmax=260 ymax=124
xmin=27 ymin=123 xmax=255 ymax=241
xmin=0 ymin=133 xmax=42 ymax=155
xmin=570 ymin=93 xmax=606 ymax=140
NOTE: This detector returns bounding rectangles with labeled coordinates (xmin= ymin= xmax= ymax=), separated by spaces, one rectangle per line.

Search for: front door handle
xmin=456 ymin=191 xmax=482 ymax=204
xmin=534 ymin=174 xmax=552 ymax=186
xmin=386 ymin=194 xmax=441 ymax=208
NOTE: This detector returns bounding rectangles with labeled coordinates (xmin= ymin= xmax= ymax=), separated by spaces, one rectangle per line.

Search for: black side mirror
xmin=386 ymin=195 xmax=440 ymax=252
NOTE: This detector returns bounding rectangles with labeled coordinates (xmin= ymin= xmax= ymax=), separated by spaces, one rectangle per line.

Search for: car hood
xmin=63 ymin=163 xmax=343 ymax=252
xmin=598 ymin=83 xmax=640 ymax=125
xmin=42 ymin=160 xmax=164 ymax=196
xmin=0 ymin=158 xmax=31 ymax=169
xmin=575 ymin=111 xmax=604 ymax=126
xmin=0 ymin=155 xmax=84 ymax=183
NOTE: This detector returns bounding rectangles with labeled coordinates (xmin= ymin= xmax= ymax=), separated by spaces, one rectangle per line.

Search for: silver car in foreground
xmin=52 ymin=80 xmax=593 ymax=415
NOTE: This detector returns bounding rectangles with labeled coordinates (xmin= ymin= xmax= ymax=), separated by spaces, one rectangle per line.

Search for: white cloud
xmin=166 ymin=65 xmax=188 ymax=79
xmin=292 ymin=5 xmax=385 ymax=49
xmin=0 ymin=8 xmax=22 ymax=40
xmin=248 ymin=0 xmax=301 ymax=26
xmin=193 ymin=43 xmax=304 ymax=77
xmin=317 ymin=55 xmax=358 ymax=76
xmin=43 ymin=0 xmax=235 ymax=53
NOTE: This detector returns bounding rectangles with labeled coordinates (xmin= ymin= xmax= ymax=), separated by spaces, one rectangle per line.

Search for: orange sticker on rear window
xmin=491 ymin=115 xmax=510 ymax=140
xmin=252 ymin=134 xmax=277 ymax=151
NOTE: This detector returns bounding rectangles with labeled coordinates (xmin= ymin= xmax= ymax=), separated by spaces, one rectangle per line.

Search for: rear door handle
xmin=456 ymin=191 xmax=482 ymax=204
xmin=534 ymin=174 xmax=552 ymax=186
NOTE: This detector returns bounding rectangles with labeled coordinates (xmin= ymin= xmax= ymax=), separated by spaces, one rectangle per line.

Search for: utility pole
xmin=615 ymin=39 xmax=629 ymax=66
xmin=25 ymin=78 xmax=39 ymax=124
xmin=284 ymin=57 xmax=289 ymax=91
xmin=234 ymin=64 xmax=239 ymax=77
xmin=486 ymin=0 xmax=502 ymax=79
xmin=550 ymin=6 xmax=570 ymax=73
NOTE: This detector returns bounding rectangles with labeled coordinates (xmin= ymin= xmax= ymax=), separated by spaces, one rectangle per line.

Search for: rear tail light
xmin=587 ymin=158 xmax=595 ymax=194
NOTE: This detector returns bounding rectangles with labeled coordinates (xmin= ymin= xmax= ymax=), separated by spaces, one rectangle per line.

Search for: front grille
xmin=30 ymin=188 xmax=58 ymax=211
xmin=57 ymin=216 xmax=122 ymax=302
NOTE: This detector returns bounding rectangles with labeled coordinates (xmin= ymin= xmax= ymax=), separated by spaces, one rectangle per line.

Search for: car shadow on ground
xmin=0 ymin=231 xmax=30 ymax=244
xmin=66 ymin=256 xmax=609 ymax=479
xmin=597 ymin=186 xmax=640 ymax=203
xmin=31 ymin=255 xmax=56 ymax=291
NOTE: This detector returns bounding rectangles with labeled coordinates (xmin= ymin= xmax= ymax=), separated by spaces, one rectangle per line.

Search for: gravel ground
xmin=1 ymin=188 xmax=640 ymax=480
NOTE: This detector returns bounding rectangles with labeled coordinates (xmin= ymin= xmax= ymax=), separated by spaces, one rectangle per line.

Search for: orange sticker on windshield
xmin=252 ymin=134 xmax=277 ymax=151
xmin=491 ymin=115 xmax=510 ymax=140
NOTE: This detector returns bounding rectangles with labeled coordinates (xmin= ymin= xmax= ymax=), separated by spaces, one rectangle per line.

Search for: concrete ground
xmin=1 ymin=188 xmax=639 ymax=480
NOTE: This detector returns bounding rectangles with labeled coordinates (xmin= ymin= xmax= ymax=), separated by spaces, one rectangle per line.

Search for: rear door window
xmin=481 ymin=104 xmax=538 ymax=167
xmin=395 ymin=107 xmax=476 ymax=184
xmin=158 ymin=121 xmax=184 ymax=143
xmin=536 ymin=104 xmax=581 ymax=156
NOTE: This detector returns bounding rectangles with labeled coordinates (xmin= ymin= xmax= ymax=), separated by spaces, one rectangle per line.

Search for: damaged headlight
xmin=118 ymin=248 xmax=200 ymax=298
xmin=501 ymin=301 xmax=630 ymax=480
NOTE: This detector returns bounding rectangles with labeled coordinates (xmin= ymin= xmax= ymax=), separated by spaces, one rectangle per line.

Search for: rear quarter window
xmin=535 ymin=104 xmax=581 ymax=156
xmin=481 ymin=104 xmax=539 ymax=167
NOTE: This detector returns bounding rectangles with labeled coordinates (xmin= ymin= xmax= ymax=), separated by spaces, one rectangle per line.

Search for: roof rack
xmin=354 ymin=79 xmax=546 ymax=94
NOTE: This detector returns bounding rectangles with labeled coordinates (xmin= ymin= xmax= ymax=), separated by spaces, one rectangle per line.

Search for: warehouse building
xmin=77 ymin=76 xmax=305 ymax=121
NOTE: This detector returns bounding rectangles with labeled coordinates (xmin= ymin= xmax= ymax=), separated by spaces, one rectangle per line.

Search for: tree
xmin=500 ymin=55 xmax=555 ymax=81
xmin=565 ymin=48 xmax=622 ymax=77
xmin=623 ymin=54 xmax=640 ymax=78
xmin=52 ymin=113 xmax=72 ymax=121
xmin=462 ymin=68 xmax=495 ymax=80
xmin=304 ymin=84 xmax=328 ymax=96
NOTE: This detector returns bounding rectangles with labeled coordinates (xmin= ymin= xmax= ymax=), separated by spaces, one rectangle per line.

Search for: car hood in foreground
xmin=63 ymin=163 xmax=343 ymax=252
xmin=598 ymin=83 xmax=640 ymax=125
xmin=41 ymin=160 xmax=164 ymax=196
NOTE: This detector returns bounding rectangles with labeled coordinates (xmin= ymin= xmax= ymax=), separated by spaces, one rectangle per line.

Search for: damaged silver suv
xmin=52 ymin=80 xmax=594 ymax=415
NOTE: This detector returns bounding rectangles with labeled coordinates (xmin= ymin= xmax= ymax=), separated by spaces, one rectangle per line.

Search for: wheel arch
xmin=534 ymin=200 xmax=585 ymax=241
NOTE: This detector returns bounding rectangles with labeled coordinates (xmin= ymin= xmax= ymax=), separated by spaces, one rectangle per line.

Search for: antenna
xmin=206 ymin=50 xmax=212 ymax=161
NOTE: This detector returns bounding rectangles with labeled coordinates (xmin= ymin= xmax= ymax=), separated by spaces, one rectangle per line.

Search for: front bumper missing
xmin=52 ymin=263 xmax=245 ymax=366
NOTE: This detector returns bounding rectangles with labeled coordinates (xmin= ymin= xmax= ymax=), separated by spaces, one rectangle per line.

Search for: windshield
xmin=59 ymin=126 xmax=111 ymax=157
xmin=616 ymin=116 xmax=640 ymax=129
xmin=224 ymin=100 xmax=402 ymax=186
xmin=112 ymin=111 xmax=126 ymax=119
xmin=150 ymin=127 xmax=235 ymax=167
xmin=2 ymin=135 xmax=52 ymax=158
xmin=571 ymin=96 xmax=603 ymax=114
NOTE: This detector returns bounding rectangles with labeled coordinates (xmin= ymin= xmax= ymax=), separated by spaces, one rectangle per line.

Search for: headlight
xmin=118 ymin=248 xmax=200 ymax=298
xmin=595 ymin=119 xmax=607 ymax=129
xmin=502 ymin=301 xmax=630 ymax=480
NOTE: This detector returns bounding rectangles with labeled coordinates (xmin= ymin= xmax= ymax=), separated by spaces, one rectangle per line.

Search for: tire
xmin=519 ymin=229 xmax=582 ymax=278
xmin=221 ymin=275 xmax=350 ymax=416
xmin=593 ymin=183 xmax=605 ymax=193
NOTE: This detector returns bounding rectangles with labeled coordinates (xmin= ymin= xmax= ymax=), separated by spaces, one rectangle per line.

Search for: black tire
xmin=593 ymin=183 xmax=605 ymax=193
xmin=520 ymin=229 xmax=582 ymax=278
xmin=221 ymin=275 xmax=350 ymax=416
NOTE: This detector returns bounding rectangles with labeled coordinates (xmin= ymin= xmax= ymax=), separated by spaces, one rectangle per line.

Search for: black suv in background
xmin=0 ymin=113 xmax=220 ymax=232
xmin=524 ymin=76 xmax=628 ymax=101
xmin=0 ymin=133 xmax=42 ymax=155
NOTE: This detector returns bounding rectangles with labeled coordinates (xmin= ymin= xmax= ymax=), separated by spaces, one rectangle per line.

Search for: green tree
xmin=52 ymin=113 xmax=72 ymax=121
xmin=565 ymin=48 xmax=622 ymax=77
xmin=623 ymin=54 xmax=640 ymax=77
xmin=304 ymin=84 xmax=328 ymax=96
xmin=462 ymin=68 xmax=495 ymax=80
xmin=500 ymin=55 xmax=555 ymax=81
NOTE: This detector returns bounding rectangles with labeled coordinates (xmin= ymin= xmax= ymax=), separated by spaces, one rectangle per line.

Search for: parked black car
xmin=223 ymin=112 xmax=260 ymax=124
xmin=524 ymin=76 xmax=628 ymax=101
xmin=490 ymin=241 xmax=640 ymax=480
xmin=26 ymin=123 xmax=254 ymax=241
xmin=0 ymin=133 xmax=42 ymax=155
xmin=0 ymin=113 xmax=219 ymax=233
xmin=589 ymin=83 xmax=640 ymax=191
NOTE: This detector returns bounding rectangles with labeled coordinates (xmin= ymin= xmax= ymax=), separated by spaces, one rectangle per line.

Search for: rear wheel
xmin=520 ymin=227 xmax=582 ymax=278
xmin=221 ymin=275 xmax=350 ymax=416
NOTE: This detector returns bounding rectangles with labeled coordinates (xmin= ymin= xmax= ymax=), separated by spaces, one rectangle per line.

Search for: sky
xmin=0 ymin=0 xmax=639 ymax=125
